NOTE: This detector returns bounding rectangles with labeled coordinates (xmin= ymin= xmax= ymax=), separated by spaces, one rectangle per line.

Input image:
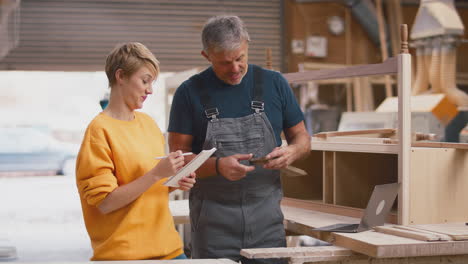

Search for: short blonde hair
xmin=105 ymin=42 xmax=160 ymax=87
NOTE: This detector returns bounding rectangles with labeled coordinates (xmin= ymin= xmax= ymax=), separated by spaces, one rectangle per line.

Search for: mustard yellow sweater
xmin=76 ymin=112 xmax=183 ymax=260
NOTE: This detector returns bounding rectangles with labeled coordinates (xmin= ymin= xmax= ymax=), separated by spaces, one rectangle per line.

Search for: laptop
xmin=313 ymin=182 xmax=400 ymax=233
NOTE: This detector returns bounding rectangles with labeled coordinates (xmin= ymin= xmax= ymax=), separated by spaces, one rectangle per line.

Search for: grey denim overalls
xmin=189 ymin=66 xmax=287 ymax=264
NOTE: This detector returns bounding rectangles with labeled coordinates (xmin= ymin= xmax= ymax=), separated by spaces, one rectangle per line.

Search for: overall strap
xmin=251 ymin=65 xmax=264 ymax=113
xmin=193 ymin=74 xmax=219 ymax=120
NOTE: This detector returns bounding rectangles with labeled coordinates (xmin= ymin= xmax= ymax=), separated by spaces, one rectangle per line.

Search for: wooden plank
xmin=331 ymin=230 xmax=468 ymax=258
xmin=394 ymin=225 xmax=453 ymax=241
xmin=410 ymin=223 xmax=468 ymax=241
xmin=289 ymin=255 xmax=362 ymax=264
xmin=283 ymin=57 xmax=398 ymax=84
xmin=411 ymin=142 xmax=468 ymax=150
xmin=313 ymin=129 xmax=396 ymax=139
xmin=291 ymin=255 xmax=468 ymax=264
xmin=373 ymin=225 xmax=443 ymax=241
xmin=311 ymin=140 xmax=399 ymax=154
xmin=240 ymin=246 xmax=354 ymax=259
xmin=281 ymin=166 xmax=307 ymax=177
xmin=315 ymin=136 xmax=391 ymax=144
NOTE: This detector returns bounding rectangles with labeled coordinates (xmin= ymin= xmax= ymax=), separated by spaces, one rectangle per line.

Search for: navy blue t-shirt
xmin=168 ymin=64 xmax=304 ymax=153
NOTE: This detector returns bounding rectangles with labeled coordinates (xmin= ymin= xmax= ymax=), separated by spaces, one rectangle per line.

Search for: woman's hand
xmin=177 ymin=172 xmax=196 ymax=191
xmin=151 ymin=150 xmax=185 ymax=181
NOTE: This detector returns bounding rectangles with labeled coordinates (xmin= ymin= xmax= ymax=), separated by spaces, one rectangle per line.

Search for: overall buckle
xmin=205 ymin=108 xmax=219 ymax=121
xmin=251 ymin=101 xmax=264 ymax=113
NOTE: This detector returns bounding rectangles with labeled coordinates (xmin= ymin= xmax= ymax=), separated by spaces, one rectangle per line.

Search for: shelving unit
xmin=281 ymin=25 xmax=468 ymax=226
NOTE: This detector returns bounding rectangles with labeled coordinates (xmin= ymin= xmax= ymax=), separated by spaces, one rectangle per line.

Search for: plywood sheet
xmin=409 ymin=148 xmax=468 ymax=224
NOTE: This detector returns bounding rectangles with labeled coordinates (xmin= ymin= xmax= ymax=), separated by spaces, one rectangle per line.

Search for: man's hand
xmin=177 ymin=172 xmax=196 ymax=191
xmin=263 ymin=146 xmax=297 ymax=170
xmin=218 ymin=154 xmax=255 ymax=181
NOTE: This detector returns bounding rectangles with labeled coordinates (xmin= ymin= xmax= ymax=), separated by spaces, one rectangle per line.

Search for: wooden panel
xmin=281 ymin=150 xmax=322 ymax=200
xmin=0 ymin=0 xmax=282 ymax=72
xmin=409 ymin=148 xmax=468 ymax=224
xmin=334 ymin=152 xmax=397 ymax=209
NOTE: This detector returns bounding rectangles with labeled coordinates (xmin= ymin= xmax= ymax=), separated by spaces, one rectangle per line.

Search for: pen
xmin=154 ymin=152 xmax=193 ymax=160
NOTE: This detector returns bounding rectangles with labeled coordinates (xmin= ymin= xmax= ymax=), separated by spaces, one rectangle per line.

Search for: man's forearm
xmin=183 ymin=155 xmax=217 ymax=179
xmin=288 ymin=131 xmax=311 ymax=161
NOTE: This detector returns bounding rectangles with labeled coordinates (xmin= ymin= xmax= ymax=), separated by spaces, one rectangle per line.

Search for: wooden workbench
xmin=281 ymin=203 xmax=468 ymax=257
xmin=170 ymin=200 xmax=468 ymax=263
xmin=23 ymin=260 xmax=237 ymax=264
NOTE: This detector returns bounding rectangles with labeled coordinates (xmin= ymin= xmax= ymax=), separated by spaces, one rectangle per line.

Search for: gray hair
xmin=202 ymin=15 xmax=250 ymax=52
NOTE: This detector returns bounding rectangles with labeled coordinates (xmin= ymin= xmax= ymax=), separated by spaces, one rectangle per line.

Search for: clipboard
xmin=163 ymin=147 xmax=217 ymax=187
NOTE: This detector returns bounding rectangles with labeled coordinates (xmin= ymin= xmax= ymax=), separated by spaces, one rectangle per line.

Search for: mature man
xmin=168 ymin=15 xmax=311 ymax=264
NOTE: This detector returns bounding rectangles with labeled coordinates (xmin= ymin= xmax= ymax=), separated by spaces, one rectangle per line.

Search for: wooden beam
xmin=376 ymin=0 xmax=393 ymax=98
xmin=283 ymin=57 xmax=398 ymax=84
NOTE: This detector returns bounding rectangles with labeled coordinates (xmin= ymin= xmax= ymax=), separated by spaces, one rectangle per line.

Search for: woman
xmin=76 ymin=42 xmax=194 ymax=260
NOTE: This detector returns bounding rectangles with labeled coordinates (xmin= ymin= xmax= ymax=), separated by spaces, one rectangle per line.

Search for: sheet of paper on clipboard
xmin=163 ymin=147 xmax=217 ymax=187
